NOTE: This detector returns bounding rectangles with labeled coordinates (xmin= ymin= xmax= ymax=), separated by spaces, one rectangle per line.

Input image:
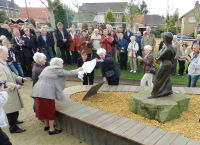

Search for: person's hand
xmin=63 ymin=39 xmax=67 ymax=43
xmin=187 ymin=56 xmax=191 ymax=62
xmin=103 ymin=77 xmax=106 ymax=83
xmin=122 ymin=47 xmax=124 ymax=50
xmin=23 ymin=77 xmax=32 ymax=82
xmin=183 ymin=56 xmax=185 ymax=59
xmin=19 ymin=40 xmax=24 ymax=45
xmin=42 ymin=47 xmax=45 ymax=50
xmin=15 ymin=85 xmax=25 ymax=90
xmin=37 ymin=48 xmax=39 ymax=51
xmin=105 ymin=37 xmax=107 ymax=40
xmin=9 ymin=44 xmax=13 ymax=49
xmin=77 ymin=67 xmax=83 ymax=72
xmin=175 ymin=57 xmax=177 ymax=59
xmin=1 ymin=84 xmax=10 ymax=94
xmin=137 ymin=56 xmax=142 ymax=60
xmin=86 ymin=41 xmax=88 ymax=44
xmin=95 ymin=58 xmax=102 ymax=62
xmin=82 ymin=79 xmax=84 ymax=82
xmin=121 ymin=50 xmax=123 ymax=52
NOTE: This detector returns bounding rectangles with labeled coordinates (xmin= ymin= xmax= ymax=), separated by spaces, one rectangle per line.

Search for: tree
xmin=104 ymin=9 xmax=116 ymax=26
xmin=122 ymin=14 xmax=126 ymax=31
xmin=119 ymin=2 xmax=142 ymax=30
xmin=193 ymin=0 xmax=200 ymax=38
xmin=139 ymin=0 xmax=149 ymax=15
xmin=29 ymin=18 xmax=36 ymax=27
xmin=0 ymin=11 xmax=10 ymax=23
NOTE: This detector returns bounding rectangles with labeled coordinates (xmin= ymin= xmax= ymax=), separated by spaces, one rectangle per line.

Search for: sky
xmin=13 ymin=0 xmax=195 ymax=18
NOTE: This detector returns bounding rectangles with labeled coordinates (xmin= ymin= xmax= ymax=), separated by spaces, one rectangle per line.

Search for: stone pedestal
xmin=129 ymin=90 xmax=190 ymax=123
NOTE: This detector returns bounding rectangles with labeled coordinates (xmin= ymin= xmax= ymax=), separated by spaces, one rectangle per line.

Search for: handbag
xmin=105 ymin=70 xmax=115 ymax=78
xmin=86 ymin=36 xmax=93 ymax=48
xmin=149 ymin=64 xmax=156 ymax=75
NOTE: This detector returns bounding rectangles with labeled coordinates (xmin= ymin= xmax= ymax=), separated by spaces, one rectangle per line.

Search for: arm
xmin=117 ymin=41 xmax=121 ymax=51
xmin=133 ymin=43 xmax=139 ymax=52
xmin=22 ymin=37 xmax=30 ymax=48
xmin=80 ymin=38 xmax=86 ymax=45
xmin=54 ymin=29 xmax=63 ymax=42
xmin=107 ymin=36 xmax=112 ymax=44
xmin=0 ymin=92 xmax=9 ymax=108
xmin=76 ymin=35 xmax=80 ymax=49
xmin=87 ymin=37 xmax=93 ymax=44
xmin=100 ymin=36 xmax=106 ymax=44
xmin=68 ymin=36 xmax=73 ymax=43
xmin=190 ymin=56 xmax=200 ymax=69
xmin=141 ymin=36 xmax=144 ymax=50
xmin=140 ymin=54 xmax=153 ymax=65
xmin=37 ymin=36 xmax=42 ymax=48
xmin=124 ymin=40 xmax=128 ymax=50
xmin=152 ymin=35 xmax=156 ymax=49
xmin=101 ymin=65 xmax=106 ymax=77
xmin=128 ymin=43 xmax=132 ymax=52
xmin=175 ymin=43 xmax=180 ymax=58
xmin=103 ymin=56 xmax=114 ymax=63
xmin=49 ymin=36 xmax=54 ymax=48
xmin=56 ymin=68 xmax=78 ymax=77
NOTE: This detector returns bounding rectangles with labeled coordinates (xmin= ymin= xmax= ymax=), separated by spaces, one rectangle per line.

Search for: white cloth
xmin=141 ymin=73 xmax=153 ymax=87
xmin=0 ymin=91 xmax=9 ymax=127
xmin=78 ymin=59 xmax=96 ymax=79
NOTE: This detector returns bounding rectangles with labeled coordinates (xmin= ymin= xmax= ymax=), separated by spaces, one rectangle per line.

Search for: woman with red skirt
xmin=30 ymin=57 xmax=83 ymax=135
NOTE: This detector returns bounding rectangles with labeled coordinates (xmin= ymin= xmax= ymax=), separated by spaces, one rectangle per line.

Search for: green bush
xmin=198 ymin=31 xmax=200 ymax=34
xmin=190 ymin=32 xmax=194 ymax=37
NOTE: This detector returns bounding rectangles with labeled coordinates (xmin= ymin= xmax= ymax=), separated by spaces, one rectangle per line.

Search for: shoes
xmin=133 ymin=71 xmax=136 ymax=73
xmin=44 ymin=126 xmax=49 ymax=131
xmin=49 ymin=129 xmax=62 ymax=135
xmin=17 ymin=121 xmax=24 ymax=124
xmin=10 ymin=129 xmax=26 ymax=133
xmin=130 ymin=70 xmax=133 ymax=72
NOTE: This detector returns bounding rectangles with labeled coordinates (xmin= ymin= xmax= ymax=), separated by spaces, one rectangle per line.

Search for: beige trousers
xmin=129 ymin=57 xmax=137 ymax=71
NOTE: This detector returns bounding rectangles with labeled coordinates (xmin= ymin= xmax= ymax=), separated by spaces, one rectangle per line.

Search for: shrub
xmin=190 ymin=32 xmax=194 ymax=38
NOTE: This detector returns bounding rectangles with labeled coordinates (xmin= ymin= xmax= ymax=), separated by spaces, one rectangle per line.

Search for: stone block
xmin=129 ymin=90 xmax=190 ymax=123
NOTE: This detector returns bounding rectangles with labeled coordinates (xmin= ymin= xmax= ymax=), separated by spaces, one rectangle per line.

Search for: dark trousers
xmin=6 ymin=111 xmax=19 ymax=132
xmin=60 ymin=46 xmax=71 ymax=64
xmin=83 ymin=73 xmax=94 ymax=85
xmin=178 ymin=60 xmax=185 ymax=75
xmin=72 ymin=51 xmax=79 ymax=64
xmin=18 ymin=57 xmax=32 ymax=77
xmin=93 ymin=50 xmax=100 ymax=67
xmin=171 ymin=59 xmax=177 ymax=75
xmin=111 ymin=47 xmax=116 ymax=62
xmin=0 ymin=128 xmax=12 ymax=145
xmin=119 ymin=52 xmax=127 ymax=70
xmin=87 ymin=54 xmax=92 ymax=59
xmin=107 ymin=77 xmax=119 ymax=85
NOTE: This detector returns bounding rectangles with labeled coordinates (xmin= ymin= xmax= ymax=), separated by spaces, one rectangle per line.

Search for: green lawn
xmin=63 ymin=51 xmax=199 ymax=86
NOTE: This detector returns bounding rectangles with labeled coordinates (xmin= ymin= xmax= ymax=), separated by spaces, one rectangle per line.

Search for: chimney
xmin=11 ymin=0 xmax=15 ymax=7
xmin=195 ymin=1 xmax=199 ymax=7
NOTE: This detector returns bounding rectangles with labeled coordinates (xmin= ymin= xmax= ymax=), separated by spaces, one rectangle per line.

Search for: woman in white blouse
xmin=178 ymin=43 xmax=188 ymax=75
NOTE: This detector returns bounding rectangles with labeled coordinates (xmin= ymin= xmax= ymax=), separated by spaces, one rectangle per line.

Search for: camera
xmin=186 ymin=55 xmax=191 ymax=61
xmin=0 ymin=81 xmax=7 ymax=88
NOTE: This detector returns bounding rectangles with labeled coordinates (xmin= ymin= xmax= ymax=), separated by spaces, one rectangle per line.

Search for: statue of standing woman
xmin=148 ymin=32 xmax=176 ymax=99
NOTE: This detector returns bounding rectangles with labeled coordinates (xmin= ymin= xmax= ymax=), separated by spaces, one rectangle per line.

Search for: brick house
xmin=73 ymin=2 xmax=128 ymax=29
xmin=175 ymin=2 xmax=200 ymax=36
xmin=0 ymin=0 xmax=20 ymax=19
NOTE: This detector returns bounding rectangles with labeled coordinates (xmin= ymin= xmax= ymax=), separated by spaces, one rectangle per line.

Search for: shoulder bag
xmin=149 ymin=64 xmax=156 ymax=75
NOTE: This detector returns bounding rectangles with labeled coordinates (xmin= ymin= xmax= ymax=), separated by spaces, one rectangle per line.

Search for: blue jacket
xmin=135 ymin=36 xmax=142 ymax=49
xmin=117 ymin=39 xmax=128 ymax=51
xmin=101 ymin=55 xmax=120 ymax=81
xmin=38 ymin=34 xmax=53 ymax=50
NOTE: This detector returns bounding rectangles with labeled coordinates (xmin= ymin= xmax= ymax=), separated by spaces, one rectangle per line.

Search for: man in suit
xmin=191 ymin=34 xmax=200 ymax=50
xmin=11 ymin=28 xmax=32 ymax=77
xmin=55 ymin=22 xmax=71 ymax=65
xmin=171 ymin=35 xmax=180 ymax=75
xmin=124 ymin=25 xmax=134 ymax=44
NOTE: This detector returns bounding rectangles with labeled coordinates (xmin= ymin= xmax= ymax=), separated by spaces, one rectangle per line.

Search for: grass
xmin=63 ymin=50 xmax=199 ymax=86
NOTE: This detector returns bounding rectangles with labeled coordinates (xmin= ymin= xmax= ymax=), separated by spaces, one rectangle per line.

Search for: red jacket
xmin=100 ymin=35 xmax=112 ymax=53
xmin=69 ymin=34 xmax=80 ymax=51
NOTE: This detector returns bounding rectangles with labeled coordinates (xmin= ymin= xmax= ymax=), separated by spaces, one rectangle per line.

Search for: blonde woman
xmin=128 ymin=36 xmax=139 ymax=73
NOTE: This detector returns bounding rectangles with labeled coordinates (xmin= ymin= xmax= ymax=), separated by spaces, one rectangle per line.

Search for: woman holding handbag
xmin=128 ymin=36 xmax=139 ymax=73
xmin=96 ymin=48 xmax=120 ymax=85
xmin=137 ymin=45 xmax=154 ymax=87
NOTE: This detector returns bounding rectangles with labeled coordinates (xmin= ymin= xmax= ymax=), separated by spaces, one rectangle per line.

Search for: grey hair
xmin=146 ymin=27 xmax=151 ymax=31
xmin=103 ymin=29 xmax=108 ymax=33
xmin=144 ymin=45 xmax=152 ymax=51
xmin=94 ymin=29 xmax=99 ymax=32
xmin=57 ymin=22 xmax=63 ymax=27
xmin=119 ymin=33 xmax=124 ymax=38
xmin=173 ymin=35 xmax=177 ymax=39
xmin=193 ymin=43 xmax=199 ymax=47
xmin=69 ymin=28 xmax=74 ymax=32
xmin=97 ymin=48 xmax=106 ymax=55
xmin=106 ymin=24 xmax=110 ymax=28
xmin=50 ymin=57 xmax=63 ymax=66
xmin=33 ymin=52 xmax=46 ymax=63
xmin=137 ymin=31 xmax=141 ymax=34
xmin=40 ymin=28 xmax=46 ymax=32
xmin=130 ymin=36 xmax=135 ymax=40
xmin=0 ymin=35 xmax=6 ymax=41
xmin=0 ymin=46 xmax=7 ymax=54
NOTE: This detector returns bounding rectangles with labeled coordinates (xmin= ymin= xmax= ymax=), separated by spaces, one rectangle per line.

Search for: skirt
xmin=35 ymin=97 xmax=55 ymax=120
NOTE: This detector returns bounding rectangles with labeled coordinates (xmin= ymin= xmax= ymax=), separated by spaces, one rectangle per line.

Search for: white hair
xmin=97 ymin=48 xmax=106 ymax=55
xmin=106 ymin=24 xmax=110 ymax=28
xmin=137 ymin=31 xmax=141 ymax=34
xmin=0 ymin=46 xmax=7 ymax=54
xmin=173 ymin=35 xmax=177 ymax=39
xmin=33 ymin=52 xmax=46 ymax=63
xmin=119 ymin=33 xmax=124 ymax=38
xmin=103 ymin=29 xmax=108 ymax=33
xmin=144 ymin=45 xmax=152 ymax=51
xmin=94 ymin=29 xmax=99 ymax=32
xmin=57 ymin=22 xmax=63 ymax=27
xmin=40 ymin=28 xmax=46 ymax=32
xmin=146 ymin=27 xmax=151 ymax=31
xmin=130 ymin=36 xmax=135 ymax=40
xmin=0 ymin=35 xmax=6 ymax=41
xmin=78 ymin=23 xmax=82 ymax=27
xmin=50 ymin=57 xmax=63 ymax=66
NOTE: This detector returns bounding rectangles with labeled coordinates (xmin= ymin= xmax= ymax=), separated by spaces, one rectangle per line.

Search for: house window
xmin=5 ymin=10 xmax=8 ymax=16
xmin=189 ymin=17 xmax=195 ymax=23
xmin=16 ymin=12 xmax=18 ymax=17
xmin=115 ymin=14 xmax=120 ymax=19
xmin=11 ymin=11 xmax=13 ymax=17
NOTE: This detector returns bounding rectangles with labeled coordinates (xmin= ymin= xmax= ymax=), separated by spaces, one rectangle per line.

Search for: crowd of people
xmin=1 ymin=19 xmax=200 ymax=144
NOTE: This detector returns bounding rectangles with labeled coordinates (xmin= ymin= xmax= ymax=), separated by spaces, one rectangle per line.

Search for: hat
xmin=82 ymin=29 xmax=87 ymax=33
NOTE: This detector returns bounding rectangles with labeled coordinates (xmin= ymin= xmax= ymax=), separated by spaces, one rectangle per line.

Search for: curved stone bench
xmin=54 ymin=85 xmax=200 ymax=145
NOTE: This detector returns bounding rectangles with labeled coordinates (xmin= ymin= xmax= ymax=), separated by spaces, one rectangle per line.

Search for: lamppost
xmin=6 ymin=2 xmax=10 ymax=18
xmin=42 ymin=11 xmax=49 ymax=23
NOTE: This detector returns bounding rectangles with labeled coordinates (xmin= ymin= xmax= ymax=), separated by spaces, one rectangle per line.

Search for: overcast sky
xmin=13 ymin=0 xmax=195 ymax=18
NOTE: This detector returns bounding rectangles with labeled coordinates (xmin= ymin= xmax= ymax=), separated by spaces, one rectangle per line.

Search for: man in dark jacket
xmin=0 ymin=26 xmax=11 ymax=42
xmin=11 ymin=28 xmax=32 ymax=77
xmin=124 ymin=25 xmax=134 ymax=44
xmin=191 ymin=34 xmax=200 ymax=50
xmin=55 ymin=22 xmax=71 ymax=65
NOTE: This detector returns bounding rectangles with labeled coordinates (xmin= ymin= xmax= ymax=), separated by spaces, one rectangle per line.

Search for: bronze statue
xmin=148 ymin=32 xmax=176 ymax=99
